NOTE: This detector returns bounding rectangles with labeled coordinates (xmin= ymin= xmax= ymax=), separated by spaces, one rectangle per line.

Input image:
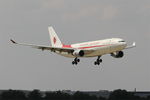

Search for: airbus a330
xmin=11 ymin=27 xmax=136 ymax=65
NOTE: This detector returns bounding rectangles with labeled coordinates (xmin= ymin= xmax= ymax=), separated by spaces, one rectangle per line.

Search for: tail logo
xmin=53 ymin=37 xmax=56 ymax=44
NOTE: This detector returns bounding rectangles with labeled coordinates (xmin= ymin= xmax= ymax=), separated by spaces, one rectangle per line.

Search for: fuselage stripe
xmin=62 ymin=44 xmax=112 ymax=49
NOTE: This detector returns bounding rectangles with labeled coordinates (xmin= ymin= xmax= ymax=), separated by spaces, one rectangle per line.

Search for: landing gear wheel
xmin=72 ymin=61 xmax=75 ymax=65
xmin=77 ymin=59 xmax=80 ymax=62
xmin=99 ymin=59 xmax=102 ymax=63
xmin=94 ymin=61 xmax=97 ymax=65
xmin=94 ymin=56 xmax=102 ymax=65
xmin=72 ymin=57 xmax=80 ymax=65
xmin=74 ymin=61 xmax=78 ymax=65
xmin=97 ymin=62 xmax=100 ymax=65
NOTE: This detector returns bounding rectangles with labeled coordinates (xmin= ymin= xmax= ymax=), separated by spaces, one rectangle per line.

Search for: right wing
xmin=10 ymin=39 xmax=74 ymax=53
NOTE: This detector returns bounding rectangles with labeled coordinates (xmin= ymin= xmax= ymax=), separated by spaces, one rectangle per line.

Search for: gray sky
xmin=0 ymin=0 xmax=150 ymax=91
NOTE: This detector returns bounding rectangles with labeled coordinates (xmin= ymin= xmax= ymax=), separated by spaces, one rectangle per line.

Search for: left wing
xmin=10 ymin=39 xmax=95 ymax=56
xmin=10 ymin=39 xmax=74 ymax=53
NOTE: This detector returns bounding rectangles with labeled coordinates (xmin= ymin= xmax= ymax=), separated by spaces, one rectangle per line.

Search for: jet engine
xmin=111 ymin=51 xmax=124 ymax=58
xmin=73 ymin=50 xmax=85 ymax=57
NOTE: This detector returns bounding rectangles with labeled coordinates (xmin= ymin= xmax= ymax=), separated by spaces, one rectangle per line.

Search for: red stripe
xmin=62 ymin=44 xmax=112 ymax=49
xmin=62 ymin=44 xmax=72 ymax=48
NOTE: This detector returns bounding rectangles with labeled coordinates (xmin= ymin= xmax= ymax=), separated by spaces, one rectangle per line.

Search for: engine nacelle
xmin=73 ymin=50 xmax=85 ymax=57
xmin=111 ymin=51 xmax=124 ymax=58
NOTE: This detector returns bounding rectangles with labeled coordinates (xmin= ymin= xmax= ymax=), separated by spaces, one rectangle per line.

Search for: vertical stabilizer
xmin=48 ymin=27 xmax=62 ymax=47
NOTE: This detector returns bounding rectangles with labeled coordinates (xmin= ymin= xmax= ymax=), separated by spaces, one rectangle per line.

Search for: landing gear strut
xmin=94 ymin=56 xmax=102 ymax=65
xmin=72 ymin=57 xmax=80 ymax=65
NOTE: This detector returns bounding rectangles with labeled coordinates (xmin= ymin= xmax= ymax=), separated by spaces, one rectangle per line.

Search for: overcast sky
xmin=0 ymin=0 xmax=150 ymax=91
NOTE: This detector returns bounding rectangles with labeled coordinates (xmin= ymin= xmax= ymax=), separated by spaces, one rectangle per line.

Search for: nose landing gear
xmin=94 ymin=56 xmax=102 ymax=65
xmin=72 ymin=57 xmax=80 ymax=65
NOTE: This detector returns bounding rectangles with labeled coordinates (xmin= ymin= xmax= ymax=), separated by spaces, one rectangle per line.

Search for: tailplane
xmin=48 ymin=26 xmax=62 ymax=47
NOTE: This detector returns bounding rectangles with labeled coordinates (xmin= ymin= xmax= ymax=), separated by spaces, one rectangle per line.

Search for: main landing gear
xmin=94 ymin=56 xmax=102 ymax=65
xmin=72 ymin=57 xmax=80 ymax=65
xmin=72 ymin=56 xmax=102 ymax=65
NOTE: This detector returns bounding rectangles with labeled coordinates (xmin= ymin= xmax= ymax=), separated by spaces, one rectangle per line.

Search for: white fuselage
xmin=56 ymin=38 xmax=127 ymax=58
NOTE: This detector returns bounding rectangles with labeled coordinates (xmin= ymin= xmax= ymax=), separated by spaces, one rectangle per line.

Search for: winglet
xmin=10 ymin=39 xmax=17 ymax=44
xmin=133 ymin=42 xmax=136 ymax=47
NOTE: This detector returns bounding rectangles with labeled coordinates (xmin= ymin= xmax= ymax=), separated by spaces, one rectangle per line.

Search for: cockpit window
xmin=119 ymin=40 xmax=125 ymax=42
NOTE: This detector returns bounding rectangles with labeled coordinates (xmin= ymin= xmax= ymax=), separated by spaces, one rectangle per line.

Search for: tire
xmin=94 ymin=61 xmax=97 ymax=65
xmin=97 ymin=62 xmax=100 ymax=65
xmin=75 ymin=61 xmax=78 ymax=65
xmin=99 ymin=59 xmax=102 ymax=63
xmin=77 ymin=59 xmax=80 ymax=62
xmin=72 ymin=61 xmax=75 ymax=65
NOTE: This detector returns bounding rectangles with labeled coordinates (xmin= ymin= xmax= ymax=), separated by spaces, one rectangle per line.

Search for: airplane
xmin=10 ymin=26 xmax=136 ymax=65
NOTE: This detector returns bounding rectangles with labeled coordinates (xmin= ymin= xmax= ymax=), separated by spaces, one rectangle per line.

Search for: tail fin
xmin=48 ymin=26 xmax=63 ymax=47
